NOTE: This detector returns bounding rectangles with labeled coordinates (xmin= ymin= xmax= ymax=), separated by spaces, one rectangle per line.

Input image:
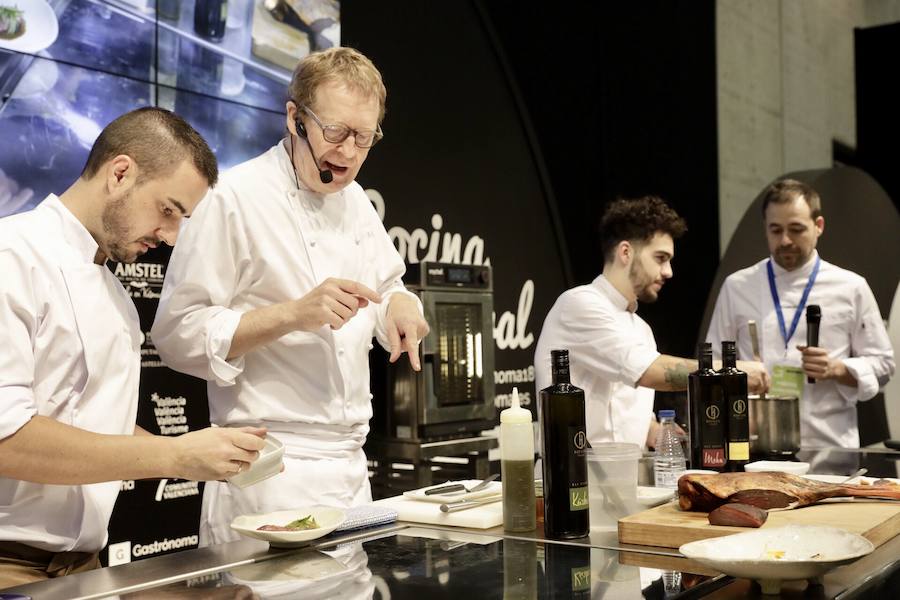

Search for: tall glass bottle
xmin=720 ymin=341 xmax=750 ymax=472
xmin=539 ymin=349 xmax=589 ymax=539
xmin=688 ymin=342 xmax=726 ymax=471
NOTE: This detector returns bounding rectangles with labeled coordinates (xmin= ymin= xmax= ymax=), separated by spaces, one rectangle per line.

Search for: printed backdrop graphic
xmin=2 ymin=0 xmax=571 ymax=566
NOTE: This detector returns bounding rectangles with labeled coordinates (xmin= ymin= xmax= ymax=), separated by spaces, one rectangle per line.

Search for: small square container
xmin=229 ymin=434 xmax=285 ymax=488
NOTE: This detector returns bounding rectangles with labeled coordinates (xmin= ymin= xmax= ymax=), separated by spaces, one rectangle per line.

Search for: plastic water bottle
xmin=654 ymin=410 xmax=686 ymax=489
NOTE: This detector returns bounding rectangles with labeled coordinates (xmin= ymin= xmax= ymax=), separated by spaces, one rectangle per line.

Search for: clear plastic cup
xmin=585 ymin=443 xmax=642 ymax=531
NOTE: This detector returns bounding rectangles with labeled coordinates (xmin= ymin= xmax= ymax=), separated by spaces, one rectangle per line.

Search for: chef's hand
xmin=796 ymin=345 xmax=856 ymax=385
xmin=386 ymin=294 xmax=430 ymax=371
xmin=292 ymin=278 xmax=382 ymax=331
xmin=171 ymin=426 xmax=267 ymax=481
xmin=737 ymin=360 xmax=770 ymax=394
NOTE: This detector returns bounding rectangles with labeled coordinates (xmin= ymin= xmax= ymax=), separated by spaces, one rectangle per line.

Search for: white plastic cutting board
xmin=373 ymin=495 xmax=503 ymax=529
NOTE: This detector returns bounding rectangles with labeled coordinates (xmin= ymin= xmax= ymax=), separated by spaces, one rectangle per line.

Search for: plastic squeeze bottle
xmin=501 ymin=387 xmax=537 ymax=532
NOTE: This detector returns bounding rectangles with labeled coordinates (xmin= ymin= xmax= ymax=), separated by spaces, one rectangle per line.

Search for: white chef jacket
xmin=706 ymin=251 xmax=895 ymax=448
xmin=0 ymin=195 xmax=141 ymax=553
xmin=151 ymin=142 xmax=419 ymax=543
xmin=534 ymin=274 xmax=660 ymax=449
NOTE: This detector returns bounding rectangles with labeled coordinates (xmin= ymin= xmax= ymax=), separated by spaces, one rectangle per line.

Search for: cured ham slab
xmin=678 ymin=472 xmax=900 ymax=512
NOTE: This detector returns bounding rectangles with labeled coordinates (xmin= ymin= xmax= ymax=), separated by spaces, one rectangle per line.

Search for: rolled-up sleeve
xmin=838 ymin=282 xmax=895 ymax=402
xmin=0 ymin=250 xmax=38 ymax=439
xmin=557 ymin=290 xmax=660 ymax=387
xmin=152 ymin=187 xmax=250 ymax=386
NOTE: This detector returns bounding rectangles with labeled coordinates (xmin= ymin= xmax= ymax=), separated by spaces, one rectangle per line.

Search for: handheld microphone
xmin=806 ymin=304 xmax=821 ymax=384
xmin=295 ymin=118 xmax=333 ymax=184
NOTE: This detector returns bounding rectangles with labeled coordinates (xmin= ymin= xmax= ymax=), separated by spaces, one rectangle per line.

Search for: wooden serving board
xmin=618 ymin=500 xmax=900 ymax=549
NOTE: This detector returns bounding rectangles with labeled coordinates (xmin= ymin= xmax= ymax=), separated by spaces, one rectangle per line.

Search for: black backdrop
xmin=345 ymin=0 xmax=720 ymax=360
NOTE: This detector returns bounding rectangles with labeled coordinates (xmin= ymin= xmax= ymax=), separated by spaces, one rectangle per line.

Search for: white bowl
xmin=744 ymin=460 xmax=810 ymax=475
xmin=228 ymin=434 xmax=285 ymax=488
xmin=230 ymin=506 xmax=346 ymax=548
xmin=680 ymin=525 xmax=873 ymax=594
xmin=637 ymin=485 xmax=675 ymax=507
xmin=682 ymin=469 xmax=718 ymax=476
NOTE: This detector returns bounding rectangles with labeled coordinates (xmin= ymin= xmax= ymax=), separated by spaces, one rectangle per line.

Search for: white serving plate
xmin=679 ymin=524 xmax=874 ymax=594
xmin=0 ymin=0 xmax=58 ymax=53
xmin=804 ymin=474 xmax=900 ymax=485
xmin=403 ymin=480 xmax=502 ymax=504
xmin=228 ymin=434 xmax=284 ymax=488
xmin=230 ymin=506 xmax=346 ymax=548
xmin=745 ymin=460 xmax=810 ymax=475
xmin=637 ymin=485 xmax=675 ymax=507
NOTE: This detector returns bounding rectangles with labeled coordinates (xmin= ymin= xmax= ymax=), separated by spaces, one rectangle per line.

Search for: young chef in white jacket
xmin=0 ymin=108 xmax=266 ymax=588
xmin=152 ymin=47 xmax=429 ymax=546
xmin=535 ymin=196 xmax=771 ymax=450
xmin=707 ymin=179 xmax=895 ymax=448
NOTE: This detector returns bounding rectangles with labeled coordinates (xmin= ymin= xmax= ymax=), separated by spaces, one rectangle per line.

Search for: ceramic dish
xmin=0 ymin=0 xmax=58 ymax=53
xmin=637 ymin=485 xmax=675 ymax=507
xmin=231 ymin=506 xmax=346 ymax=548
xmin=403 ymin=480 xmax=503 ymax=504
xmin=804 ymin=474 xmax=900 ymax=485
xmin=744 ymin=460 xmax=810 ymax=475
xmin=228 ymin=434 xmax=284 ymax=488
xmin=679 ymin=524 xmax=874 ymax=594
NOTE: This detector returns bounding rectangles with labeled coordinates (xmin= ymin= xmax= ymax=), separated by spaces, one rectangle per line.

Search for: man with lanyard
xmin=0 ymin=108 xmax=265 ymax=587
xmin=152 ymin=47 xmax=429 ymax=546
xmin=707 ymin=179 xmax=894 ymax=448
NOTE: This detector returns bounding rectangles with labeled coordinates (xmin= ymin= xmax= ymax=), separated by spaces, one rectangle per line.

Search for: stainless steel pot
xmin=749 ymin=394 xmax=801 ymax=455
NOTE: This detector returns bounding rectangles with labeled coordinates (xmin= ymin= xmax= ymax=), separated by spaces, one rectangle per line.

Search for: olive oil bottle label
xmin=728 ymin=442 xmax=750 ymax=460
xmin=568 ymin=425 xmax=588 ymax=511
xmin=569 ymin=485 xmax=588 ymax=511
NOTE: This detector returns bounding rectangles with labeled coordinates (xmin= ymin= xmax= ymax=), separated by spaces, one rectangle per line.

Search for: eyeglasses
xmin=302 ymin=106 xmax=384 ymax=148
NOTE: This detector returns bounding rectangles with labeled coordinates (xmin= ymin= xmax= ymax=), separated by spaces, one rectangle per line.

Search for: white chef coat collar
xmin=770 ymin=249 xmax=820 ymax=279
xmin=42 ymin=194 xmax=101 ymax=265
xmin=592 ymin=274 xmax=636 ymax=312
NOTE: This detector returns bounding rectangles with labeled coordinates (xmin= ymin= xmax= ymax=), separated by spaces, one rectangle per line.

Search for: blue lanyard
xmin=766 ymin=256 xmax=820 ymax=349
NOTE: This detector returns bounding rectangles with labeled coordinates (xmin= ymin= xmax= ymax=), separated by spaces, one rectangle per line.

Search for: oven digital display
xmin=447 ymin=267 xmax=472 ymax=284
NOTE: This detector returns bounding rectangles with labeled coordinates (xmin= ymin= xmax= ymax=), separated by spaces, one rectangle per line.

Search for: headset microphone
xmin=295 ymin=117 xmax=333 ymax=184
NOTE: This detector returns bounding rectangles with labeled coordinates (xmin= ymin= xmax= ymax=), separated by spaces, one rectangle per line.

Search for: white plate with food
xmin=231 ymin=506 xmax=346 ymax=547
xmin=637 ymin=485 xmax=675 ymax=507
xmin=0 ymin=0 xmax=58 ymax=54
xmin=679 ymin=524 xmax=874 ymax=594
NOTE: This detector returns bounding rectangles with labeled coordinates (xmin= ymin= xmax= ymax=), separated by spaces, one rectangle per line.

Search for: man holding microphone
xmin=706 ymin=179 xmax=894 ymax=448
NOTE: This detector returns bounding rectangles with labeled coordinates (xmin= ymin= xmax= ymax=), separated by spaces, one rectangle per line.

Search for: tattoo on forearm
xmin=663 ymin=362 xmax=691 ymax=390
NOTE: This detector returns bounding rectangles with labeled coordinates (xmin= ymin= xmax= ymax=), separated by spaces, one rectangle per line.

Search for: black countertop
xmin=3 ymin=447 xmax=899 ymax=599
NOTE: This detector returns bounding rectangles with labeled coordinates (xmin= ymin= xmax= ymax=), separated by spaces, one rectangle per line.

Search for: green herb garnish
xmin=284 ymin=515 xmax=318 ymax=530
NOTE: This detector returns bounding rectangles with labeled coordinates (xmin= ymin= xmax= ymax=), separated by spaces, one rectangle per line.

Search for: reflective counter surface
xmin=3 ymin=448 xmax=899 ymax=599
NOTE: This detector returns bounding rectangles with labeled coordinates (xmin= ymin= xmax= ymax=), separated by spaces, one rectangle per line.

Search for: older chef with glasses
xmin=152 ymin=47 xmax=429 ymax=546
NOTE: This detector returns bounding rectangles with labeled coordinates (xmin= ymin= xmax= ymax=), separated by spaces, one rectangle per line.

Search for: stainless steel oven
xmin=370 ymin=262 xmax=496 ymax=442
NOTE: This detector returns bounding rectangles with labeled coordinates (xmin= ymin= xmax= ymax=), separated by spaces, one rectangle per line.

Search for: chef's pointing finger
xmin=403 ymin=330 xmax=421 ymax=371
xmin=387 ymin=323 xmax=402 ymax=363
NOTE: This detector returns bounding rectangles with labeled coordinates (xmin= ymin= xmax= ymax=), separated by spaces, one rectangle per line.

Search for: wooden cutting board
xmin=618 ymin=500 xmax=900 ymax=549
